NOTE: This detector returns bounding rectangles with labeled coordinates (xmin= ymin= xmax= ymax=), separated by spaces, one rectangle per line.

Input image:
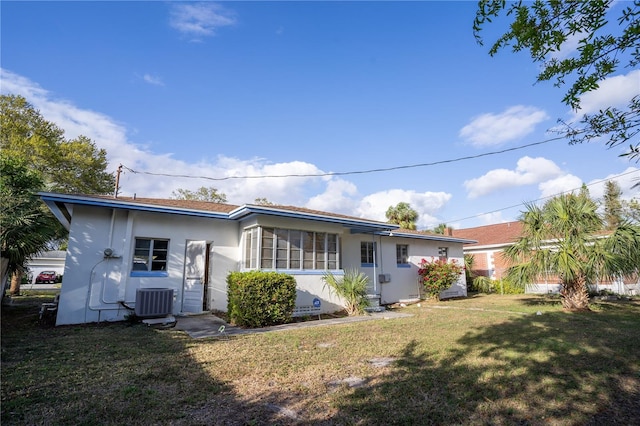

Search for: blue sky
xmin=2 ymin=1 xmax=638 ymax=229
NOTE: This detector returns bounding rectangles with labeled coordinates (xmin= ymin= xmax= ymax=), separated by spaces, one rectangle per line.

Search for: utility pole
xmin=114 ymin=164 xmax=122 ymax=198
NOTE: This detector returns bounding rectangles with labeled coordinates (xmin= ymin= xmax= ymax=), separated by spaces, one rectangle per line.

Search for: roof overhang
xmin=39 ymin=192 xmax=231 ymax=230
xmin=39 ymin=192 xmax=401 ymax=234
xmin=377 ymin=230 xmax=477 ymax=245
xmin=230 ymin=205 xmax=399 ymax=233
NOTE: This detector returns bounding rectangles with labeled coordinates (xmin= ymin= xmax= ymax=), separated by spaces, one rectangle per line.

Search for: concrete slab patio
xmin=173 ymin=310 xmax=413 ymax=339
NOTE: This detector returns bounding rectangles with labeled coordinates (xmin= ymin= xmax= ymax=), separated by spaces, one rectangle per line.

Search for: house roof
xmin=39 ymin=192 xmax=397 ymax=234
xmin=451 ymin=221 xmax=523 ymax=247
xmin=39 ymin=192 xmax=475 ymax=245
xmin=378 ymin=228 xmax=477 ymax=244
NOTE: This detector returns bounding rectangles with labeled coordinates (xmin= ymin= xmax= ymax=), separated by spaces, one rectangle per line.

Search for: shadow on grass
xmin=328 ymin=304 xmax=640 ymax=425
xmin=1 ymin=297 xmax=302 ymax=425
xmin=3 ymin=296 xmax=640 ymax=425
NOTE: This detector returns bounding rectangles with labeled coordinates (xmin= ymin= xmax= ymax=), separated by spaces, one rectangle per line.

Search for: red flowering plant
xmin=417 ymin=257 xmax=464 ymax=300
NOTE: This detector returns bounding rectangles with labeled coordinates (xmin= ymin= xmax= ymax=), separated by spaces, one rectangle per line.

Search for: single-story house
xmin=452 ymin=221 xmax=639 ymax=295
xmin=40 ymin=192 xmax=476 ymax=326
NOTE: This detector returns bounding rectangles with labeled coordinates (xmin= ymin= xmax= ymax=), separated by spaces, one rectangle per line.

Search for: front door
xmin=182 ymin=240 xmax=206 ymax=314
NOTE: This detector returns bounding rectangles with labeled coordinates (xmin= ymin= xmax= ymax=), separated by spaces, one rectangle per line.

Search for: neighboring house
xmin=40 ymin=192 xmax=476 ymax=326
xmin=451 ymin=222 xmax=523 ymax=281
xmin=452 ymin=221 xmax=639 ymax=295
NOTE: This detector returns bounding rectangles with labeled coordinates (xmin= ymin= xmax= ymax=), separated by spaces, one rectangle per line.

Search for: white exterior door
xmin=182 ymin=240 xmax=206 ymax=314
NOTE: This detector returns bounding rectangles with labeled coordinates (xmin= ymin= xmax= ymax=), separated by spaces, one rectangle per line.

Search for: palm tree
xmin=1 ymin=154 xmax=63 ymax=296
xmin=385 ymin=202 xmax=419 ymax=230
xmin=504 ymin=192 xmax=640 ymax=311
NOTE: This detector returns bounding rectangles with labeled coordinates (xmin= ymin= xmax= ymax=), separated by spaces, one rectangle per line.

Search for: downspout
xmin=378 ymin=234 xmax=384 ymax=303
xmin=372 ymin=233 xmax=377 ymax=295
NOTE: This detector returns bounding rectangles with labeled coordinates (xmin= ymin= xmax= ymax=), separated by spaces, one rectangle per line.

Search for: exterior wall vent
xmin=135 ymin=288 xmax=174 ymax=318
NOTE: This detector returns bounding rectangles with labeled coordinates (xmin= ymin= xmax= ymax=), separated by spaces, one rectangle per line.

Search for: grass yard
xmin=2 ymin=293 xmax=639 ymax=425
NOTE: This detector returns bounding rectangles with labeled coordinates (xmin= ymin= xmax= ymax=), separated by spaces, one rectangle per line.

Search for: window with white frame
xmin=243 ymin=227 xmax=340 ymax=271
xmin=438 ymin=246 xmax=448 ymax=261
xmin=396 ymin=244 xmax=409 ymax=265
xmin=360 ymin=241 xmax=377 ymax=266
xmin=132 ymin=238 xmax=169 ymax=272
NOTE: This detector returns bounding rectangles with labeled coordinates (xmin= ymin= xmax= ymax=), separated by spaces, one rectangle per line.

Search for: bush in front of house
xmin=418 ymin=257 xmax=465 ymax=300
xmin=226 ymin=271 xmax=297 ymax=327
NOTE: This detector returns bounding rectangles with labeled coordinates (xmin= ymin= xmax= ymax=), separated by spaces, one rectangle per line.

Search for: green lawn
xmin=2 ymin=293 xmax=639 ymax=425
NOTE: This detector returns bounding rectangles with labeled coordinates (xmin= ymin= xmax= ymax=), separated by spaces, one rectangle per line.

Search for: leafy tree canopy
xmin=385 ymin=202 xmax=419 ymax=230
xmin=254 ymin=197 xmax=275 ymax=206
xmin=171 ymin=186 xmax=227 ymax=203
xmin=1 ymin=154 xmax=65 ymax=293
xmin=474 ymin=0 xmax=640 ymax=161
xmin=603 ymin=180 xmax=623 ymax=230
xmin=431 ymin=223 xmax=448 ymax=235
xmin=0 ymin=94 xmax=115 ymax=194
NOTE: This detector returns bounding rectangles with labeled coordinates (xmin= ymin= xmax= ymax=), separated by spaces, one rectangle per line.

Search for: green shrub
xmin=418 ymin=257 xmax=465 ymax=300
xmin=498 ymin=278 xmax=525 ymax=295
xmin=226 ymin=271 xmax=297 ymax=327
xmin=472 ymin=276 xmax=494 ymax=293
xmin=322 ymin=269 xmax=370 ymax=316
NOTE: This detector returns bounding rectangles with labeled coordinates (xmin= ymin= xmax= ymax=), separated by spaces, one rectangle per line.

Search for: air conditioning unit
xmin=135 ymin=288 xmax=174 ymax=318
xmin=378 ymin=273 xmax=391 ymax=283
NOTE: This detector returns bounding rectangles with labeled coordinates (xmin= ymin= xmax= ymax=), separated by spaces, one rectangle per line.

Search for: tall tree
xmin=474 ymin=1 xmax=640 ymax=161
xmin=623 ymin=198 xmax=640 ymax=223
xmin=0 ymin=95 xmax=115 ymax=194
xmin=385 ymin=202 xmax=419 ymax=230
xmin=603 ymin=180 xmax=623 ymax=230
xmin=1 ymin=154 xmax=64 ymax=296
xmin=1 ymin=95 xmax=114 ymax=295
xmin=171 ymin=186 xmax=227 ymax=203
xmin=431 ymin=223 xmax=448 ymax=235
xmin=254 ymin=197 xmax=275 ymax=206
xmin=504 ymin=191 xmax=640 ymax=311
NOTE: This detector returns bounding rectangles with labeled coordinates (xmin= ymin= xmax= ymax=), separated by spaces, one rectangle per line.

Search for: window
xmin=242 ymin=227 xmax=340 ymax=271
xmin=244 ymin=228 xmax=258 ymax=269
xmin=438 ymin=247 xmax=448 ymax=261
xmin=132 ymin=238 xmax=169 ymax=274
xmin=361 ymin=241 xmax=376 ymax=266
xmin=396 ymin=244 xmax=409 ymax=265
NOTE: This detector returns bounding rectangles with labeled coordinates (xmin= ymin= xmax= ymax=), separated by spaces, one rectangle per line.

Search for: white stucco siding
xmin=341 ymin=234 xmax=467 ymax=305
xmin=289 ymin=273 xmax=344 ymax=314
xmin=57 ymin=206 xmax=239 ymax=325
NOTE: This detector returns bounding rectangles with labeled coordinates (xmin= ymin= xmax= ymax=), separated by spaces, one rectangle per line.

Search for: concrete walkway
xmin=173 ymin=310 xmax=413 ymax=339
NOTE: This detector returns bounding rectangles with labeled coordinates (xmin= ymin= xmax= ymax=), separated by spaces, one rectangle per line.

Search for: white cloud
xmin=478 ymin=212 xmax=506 ymax=226
xmin=585 ymin=167 xmax=640 ymax=201
xmin=354 ymin=189 xmax=452 ymax=230
xmin=459 ymin=105 xmax=549 ymax=147
xmin=548 ymin=31 xmax=584 ymax=61
xmin=1 ymin=69 xmax=459 ymax=225
xmin=0 ymin=68 xmax=325 ymax=203
xmin=306 ymin=179 xmax=358 ymax=214
xmin=169 ymin=3 xmax=236 ymax=40
xmin=465 ymin=156 xmax=564 ymax=198
xmin=143 ymin=74 xmax=164 ymax=86
xmin=574 ymin=69 xmax=640 ymax=116
xmin=538 ymin=174 xmax=584 ymax=198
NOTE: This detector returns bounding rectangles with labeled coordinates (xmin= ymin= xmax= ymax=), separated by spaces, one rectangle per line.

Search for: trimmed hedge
xmin=226 ymin=271 xmax=297 ymax=327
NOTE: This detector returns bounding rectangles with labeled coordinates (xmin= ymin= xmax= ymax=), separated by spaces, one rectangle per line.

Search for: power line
xmin=121 ymin=136 xmax=565 ymax=181
xmin=445 ymin=168 xmax=640 ymax=224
